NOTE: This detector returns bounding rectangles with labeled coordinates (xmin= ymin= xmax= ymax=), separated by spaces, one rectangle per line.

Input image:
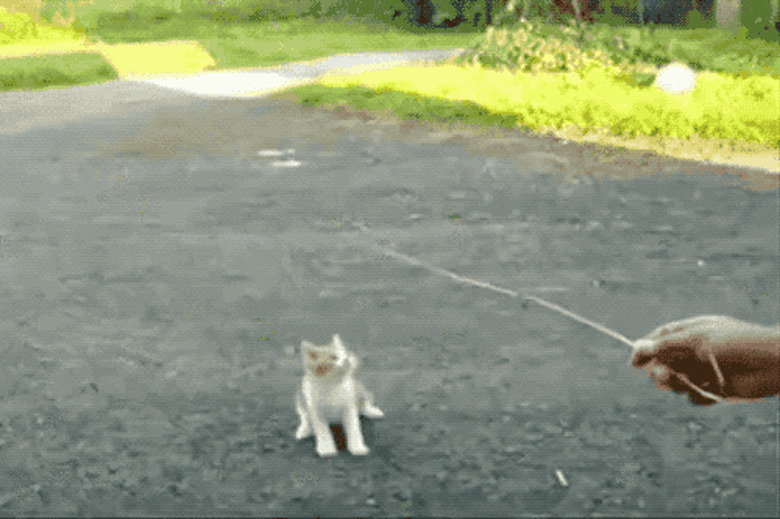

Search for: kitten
xmin=295 ymin=334 xmax=384 ymax=457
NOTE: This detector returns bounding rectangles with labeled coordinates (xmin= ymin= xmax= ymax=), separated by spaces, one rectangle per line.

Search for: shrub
xmin=0 ymin=5 xmax=83 ymax=43
xmin=458 ymin=20 xmax=618 ymax=74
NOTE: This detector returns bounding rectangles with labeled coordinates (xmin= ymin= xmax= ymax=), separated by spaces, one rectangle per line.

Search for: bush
xmin=460 ymin=16 xmax=780 ymax=77
xmin=457 ymin=20 xmax=620 ymax=74
xmin=741 ymin=0 xmax=779 ymax=43
xmin=0 ymin=5 xmax=83 ymax=43
xmin=0 ymin=7 xmax=39 ymax=42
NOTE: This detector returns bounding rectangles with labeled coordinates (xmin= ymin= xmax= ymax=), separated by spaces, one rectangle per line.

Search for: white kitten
xmin=295 ymin=334 xmax=384 ymax=457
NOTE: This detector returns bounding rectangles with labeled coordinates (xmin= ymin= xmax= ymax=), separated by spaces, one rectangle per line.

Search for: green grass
xmin=293 ymin=83 xmax=523 ymax=129
xmin=284 ymin=17 xmax=778 ymax=163
xmin=293 ymin=60 xmax=778 ymax=152
xmin=87 ymin=15 xmax=479 ymax=69
xmin=202 ymin=18 xmax=479 ymax=69
xmin=28 ymin=0 xmax=479 ymax=69
xmin=294 ymin=16 xmax=780 ymax=146
xmin=0 ymin=52 xmax=116 ymax=91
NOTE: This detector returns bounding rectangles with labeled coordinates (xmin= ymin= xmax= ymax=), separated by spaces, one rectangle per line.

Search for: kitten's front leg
xmin=308 ymin=406 xmax=337 ymax=457
xmin=295 ymin=392 xmax=312 ymax=440
xmin=301 ymin=381 xmax=337 ymax=457
xmin=344 ymin=403 xmax=370 ymax=455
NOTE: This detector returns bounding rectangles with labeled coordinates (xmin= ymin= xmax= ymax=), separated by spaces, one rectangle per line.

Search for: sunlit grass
xmin=300 ymin=62 xmax=779 ymax=147
xmin=0 ymin=52 xmax=116 ymax=90
xmin=90 ymin=16 xmax=480 ymax=69
xmin=292 ymin=82 xmax=522 ymax=128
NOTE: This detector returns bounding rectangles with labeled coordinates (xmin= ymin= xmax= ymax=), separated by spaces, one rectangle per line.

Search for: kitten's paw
xmin=348 ymin=443 xmax=370 ymax=456
xmin=295 ymin=425 xmax=312 ymax=440
xmin=316 ymin=443 xmax=338 ymax=458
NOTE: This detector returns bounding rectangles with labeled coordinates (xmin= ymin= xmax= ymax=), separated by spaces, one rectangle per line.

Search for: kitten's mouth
xmin=315 ymin=364 xmax=332 ymax=376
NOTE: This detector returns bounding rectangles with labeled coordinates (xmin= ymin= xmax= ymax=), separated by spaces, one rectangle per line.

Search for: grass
xmin=204 ymin=18 xmax=479 ymax=69
xmin=0 ymin=9 xmax=477 ymax=89
xmin=84 ymin=15 xmax=479 ymax=69
xmin=294 ymin=83 xmax=522 ymax=129
xmin=0 ymin=52 xmax=116 ymax=90
xmin=294 ymin=63 xmax=779 ymax=147
xmin=284 ymin=17 xmax=778 ymax=168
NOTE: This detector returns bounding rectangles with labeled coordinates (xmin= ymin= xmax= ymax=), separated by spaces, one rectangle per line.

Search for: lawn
xmin=290 ymin=19 xmax=779 ymax=169
xmin=0 ymin=4 xmax=478 ymax=85
xmin=0 ymin=51 xmax=116 ymax=90
xmin=295 ymin=59 xmax=777 ymax=164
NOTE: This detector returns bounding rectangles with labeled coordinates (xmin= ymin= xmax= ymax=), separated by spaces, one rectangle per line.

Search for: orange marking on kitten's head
xmin=301 ymin=335 xmax=349 ymax=378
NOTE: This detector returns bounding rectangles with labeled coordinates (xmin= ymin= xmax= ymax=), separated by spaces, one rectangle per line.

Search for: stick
xmin=366 ymin=241 xmax=637 ymax=347
xmin=348 ymin=222 xmax=723 ymax=403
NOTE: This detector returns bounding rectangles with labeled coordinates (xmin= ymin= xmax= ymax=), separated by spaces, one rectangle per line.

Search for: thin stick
xmin=523 ymin=295 xmax=635 ymax=348
xmin=350 ymin=225 xmax=723 ymax=403
xmin=379 ymin=248 xmax=520 ymax=298
xmin=708 ymin=351 xmax=726 ymax=394
xmin=373 ymin=246 xmax=635 ymax=348
xmin=676 ymin=372 xmax=723 ymax=404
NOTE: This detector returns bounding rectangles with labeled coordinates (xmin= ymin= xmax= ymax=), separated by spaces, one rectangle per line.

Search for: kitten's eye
xmin=329 ymin=355 xmax=337 ymax=361
xmin=309 ymin=352 xmax=317 ymax=360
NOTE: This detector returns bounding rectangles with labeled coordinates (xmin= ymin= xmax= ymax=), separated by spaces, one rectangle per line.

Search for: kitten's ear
xmin=332 ymin=334 xmax=345 ymax=350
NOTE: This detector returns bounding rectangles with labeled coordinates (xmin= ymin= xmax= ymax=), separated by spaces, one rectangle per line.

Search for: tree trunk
xmin=715 ymin=0 xmax=741 ymax=30
xmin=571 ymin=0 xmax=581 ymax=19
xmin=550 ymin=0 xmax=594 ymax=22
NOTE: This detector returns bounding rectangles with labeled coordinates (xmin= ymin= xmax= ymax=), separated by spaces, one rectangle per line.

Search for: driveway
xmin=0 ymin=53 xmax=777 ymax=515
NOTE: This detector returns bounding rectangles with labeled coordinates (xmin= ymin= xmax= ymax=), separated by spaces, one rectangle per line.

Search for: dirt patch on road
xmin=272 ymin=93 xmax=778 ymax=190
xmin=110 ymin=93 xmax=778 ymax=191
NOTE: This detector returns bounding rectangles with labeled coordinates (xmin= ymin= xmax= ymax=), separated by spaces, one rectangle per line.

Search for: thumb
xmin=630 ymin=337 xmax=661 ymax=366
xmin=651 ymin=334 xmax=703 ymax=370
xmin=630 ymin=335 xmax=705 ymax=371
xmin=630 ymin=345 xmax=656 ymax=367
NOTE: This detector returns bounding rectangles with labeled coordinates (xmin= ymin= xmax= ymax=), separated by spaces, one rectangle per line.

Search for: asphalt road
xmin=0 ymin=55 xmax=778 ymax=515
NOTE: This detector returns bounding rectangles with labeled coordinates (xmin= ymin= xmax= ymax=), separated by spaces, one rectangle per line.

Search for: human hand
xmin=631 ymin=315 xmax=780 ymax=405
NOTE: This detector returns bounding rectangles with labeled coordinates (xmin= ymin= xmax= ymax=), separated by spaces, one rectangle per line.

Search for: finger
xmin=686 ymin=387 xmax=720 ymax=406
xmin=641 ymin=363 xmax=674 ymax=392
xmin=630 ymin=335 xmax=670 ymax=366
xmin=652 ymin=336 xmax=702 ymax=368
xmin=655 ymin=368 xmax=721 ymax=405
xmin=630 ymin=333 xmax=702 ymax=367
xmin=630 ymin=347 xmax=656 ymax=367
xmin=659 ymin=366 xmax=693 ymax=393
xmin=644 ymin=315 xmax=738 ymax=341
xmin=673 ymin=372 xmax=723 ymax=404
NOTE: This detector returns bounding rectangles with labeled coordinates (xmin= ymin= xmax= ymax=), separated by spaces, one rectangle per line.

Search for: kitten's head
xmin=301 ymin=334 xmax=350 ymax=379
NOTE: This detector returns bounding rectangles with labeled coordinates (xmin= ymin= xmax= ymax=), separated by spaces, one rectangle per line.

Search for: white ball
xmin=654 ymin=62 xmax=696 ymax=94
